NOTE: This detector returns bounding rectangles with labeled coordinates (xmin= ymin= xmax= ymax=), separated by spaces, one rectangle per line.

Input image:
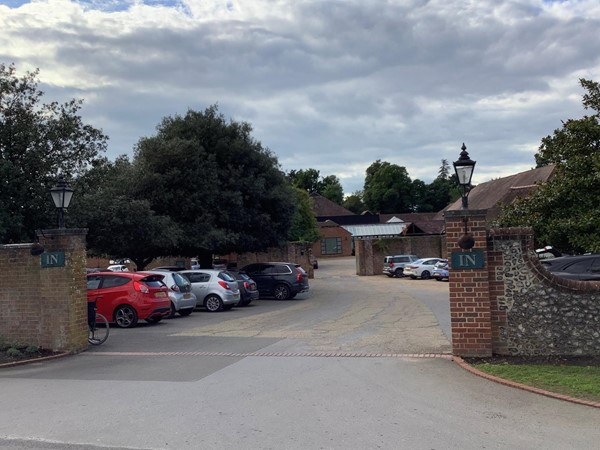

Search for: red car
xmin=86 ymin=272 xmax=171 ymax=328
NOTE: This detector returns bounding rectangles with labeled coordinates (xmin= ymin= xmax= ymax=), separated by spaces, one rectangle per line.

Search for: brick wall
xmin=0 ymin=229 xmax=88 ymax=352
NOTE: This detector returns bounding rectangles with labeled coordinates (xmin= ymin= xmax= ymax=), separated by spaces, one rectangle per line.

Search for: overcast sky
xmin=1 ymin=0 xmax=599 ymax=195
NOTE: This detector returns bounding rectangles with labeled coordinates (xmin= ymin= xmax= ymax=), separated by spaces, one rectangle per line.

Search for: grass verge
xmin=472 ymin=362 xmax=600 ymax=403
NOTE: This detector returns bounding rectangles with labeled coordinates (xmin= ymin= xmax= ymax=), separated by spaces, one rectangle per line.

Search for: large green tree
xmin=362 ymin=160 xmax=414 ymax=213
xmin=70 ymin=157 xmax=182 ymax=270
xmin=131 ymin=105 xmax=297 ymax=267
xmin=288 ymin=188 xmax=320 ymax=243
xmin=497 ymin=79 xmax=600 ymax=254
xmin=343 ymin=190 xmax=365 ymax=214
xmin=0 ymin=63 xmax=107 ymax=243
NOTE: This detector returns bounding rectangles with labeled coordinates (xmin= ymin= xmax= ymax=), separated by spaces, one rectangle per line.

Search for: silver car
xmin=180 ymin=269 xmax=240 ymax=312
xmin=139 ymin=270 xmax=197 ymax=317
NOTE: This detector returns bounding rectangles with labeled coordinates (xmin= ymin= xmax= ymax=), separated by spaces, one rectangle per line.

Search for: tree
xmin=288 ymin=188 xmax=320 ymax=243
xmin=0 ymin=63 xmax=107 ymax=243
xmin=497 ymin=79 xmax=600 ymax=254
xmin=320 ymin=174 xmax=344 ymax=204
xmin=131 ymin=105 xmax=297 ymax=266
xmin=412 ymin=160 xmax=456 ymax=212
xmin=362 ymin=160 xmax=414 ymax=213
xmin=288 ymin=169 xmax=344 ymax=204
xmin=288 ymin=168 xmax=321 ymax=193
xmin=70 ymin=157 xmax=181 ymax=270
xmin=343 ymin=191 xmax=365 ymax=214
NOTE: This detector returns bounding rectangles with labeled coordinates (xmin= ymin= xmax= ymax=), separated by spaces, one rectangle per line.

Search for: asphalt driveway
xmin=1 ymin=257 xmax=599 ymax=449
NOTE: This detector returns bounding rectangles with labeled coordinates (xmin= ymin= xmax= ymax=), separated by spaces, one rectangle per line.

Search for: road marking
xmin=83 ymin=351 xmax=453 ymax=359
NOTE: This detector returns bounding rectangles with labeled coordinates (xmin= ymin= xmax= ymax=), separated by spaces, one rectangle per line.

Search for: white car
xmin=106 ymin=264 xmax=129 ymax=272
xmin=403 ymin=258 xmax=444 ymax=280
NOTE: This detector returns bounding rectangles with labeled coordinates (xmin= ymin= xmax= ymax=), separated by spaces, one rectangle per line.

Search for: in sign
xmin=41 ymin=252 xmax=65 ymax=268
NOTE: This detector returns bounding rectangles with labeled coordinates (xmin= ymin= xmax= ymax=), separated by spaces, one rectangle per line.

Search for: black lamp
xmin=453 ymin=143 xmax=476 ymax=209
xmin=453 ymin=144 xmax=476 ymax=249
xmin=50 ymin=174 xmax=74 ymax=229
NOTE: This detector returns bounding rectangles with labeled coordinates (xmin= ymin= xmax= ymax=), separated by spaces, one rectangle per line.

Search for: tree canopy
xmin=288 ymin=168 xmax=344 ymax=204
xmin=362 ymin=160 xmax=414 ymax=213
xmin=497 ymin=79 xmax=600 ymax=254
xmin=0 ymin=63 xmax=107 ymax=243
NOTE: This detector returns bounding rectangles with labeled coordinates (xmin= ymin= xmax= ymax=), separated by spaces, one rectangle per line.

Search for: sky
xmin=1 ymin=0 xmax=599 ymax=195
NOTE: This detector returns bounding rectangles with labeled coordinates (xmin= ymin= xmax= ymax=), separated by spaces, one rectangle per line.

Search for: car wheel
xmin=421 ymin=270 xmax=431 ymax=280
xmin=205 ymin=295 xmax=223 ymax=312
xmin=273 ymin=284 xmax=291 ymax=300
xmin=394 ymin=268 xmax=403 ymax=278
xmin=178 ymin=308 xmax=193 ymax=316
xmin=114 ymin=305 xmax=138 ymax=328
xmin=223 ymin=305 xmax=233 ymax=311
xmin=168 ymin=302 xmax=177 ymax=318
xmin=386 ymin=274 xmax=393 ymax=278
xmin=410 ymin=275 xmax=417 ymax=280
xmin=434 ymin=277 xmax=442 ymax=282
xmin=146 ymin=317 xmax=162 ymax=324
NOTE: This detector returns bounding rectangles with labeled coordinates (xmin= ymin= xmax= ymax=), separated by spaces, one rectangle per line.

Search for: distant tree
xmin=132 ymin=105 xmax=297 ymax=266
xmin=288 ymin=169 xmax=344 ymax=204
xmin=320 ymin=174 xmax=344 ymax=204
xmin=362 ymin=160 xmax=414 ymax=213
xmin=497 ymin=79 xmax=600 ymax=253
xmin=288 ymin=168 xmax=321 ymax=193
xmin=343 ymin=191 xmax=365 ymax=214
xmin=288 ymin=188 xmax=320 ymax=243
xmin=0 ymin=63 xmax=107 ymax=243
xmin=412 ymin=160 xmax=456 ymax=212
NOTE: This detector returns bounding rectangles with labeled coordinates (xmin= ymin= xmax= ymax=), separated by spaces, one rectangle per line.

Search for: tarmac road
xmin=1 ymin=257 xmax=599 ymax=450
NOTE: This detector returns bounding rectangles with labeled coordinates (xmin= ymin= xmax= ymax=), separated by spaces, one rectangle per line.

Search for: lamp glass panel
xmin=455 ymin=165 xmax=474 ymax=186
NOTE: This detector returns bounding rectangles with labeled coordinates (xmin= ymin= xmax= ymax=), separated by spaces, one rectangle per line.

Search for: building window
xmin=321 ymin=237 xmax=342 ymax=255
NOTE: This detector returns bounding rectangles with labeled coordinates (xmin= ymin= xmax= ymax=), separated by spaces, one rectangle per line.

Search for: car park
xmin=540 ymin=254 xmax=600 ymax=281
xmin=229 ymin=271 xmax=259 ymax=306
xmin=179 ymin=269 xmax=241 ymax=312
xmin=383 ymin=254 xmax=419 ymax=277
xmin=86 ymin=272 xmax=171 ymax=328
xmin=403 ymin=257 xmax=444 ymax=280
xmin=432 ymin=260 xmax=449 ymax=281
xmin=240 ymin=262 xmax=309 ymax=300
xmin=139 ymin=270 xmax=197 ymax=316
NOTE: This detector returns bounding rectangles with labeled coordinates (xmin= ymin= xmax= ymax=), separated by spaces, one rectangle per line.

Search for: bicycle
xmin=88 ymin=301 xmax=109 ymax=345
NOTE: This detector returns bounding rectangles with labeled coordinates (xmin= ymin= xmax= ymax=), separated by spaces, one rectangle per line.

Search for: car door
xmin=86 ymin=274 xmax=130 ymax=320
xmin=243 ymin=263 xmax=272 ymax=296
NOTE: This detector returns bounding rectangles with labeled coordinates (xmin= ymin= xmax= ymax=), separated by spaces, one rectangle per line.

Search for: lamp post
xmin=453 ymin=144 xmax=476 ymax=250
xmin=50 ymin=174 xmax=74 ymax=229
xmin=453 ymin=143 xmax=476 ymax=209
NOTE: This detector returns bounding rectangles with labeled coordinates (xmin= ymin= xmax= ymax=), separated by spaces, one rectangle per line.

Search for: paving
xmin=1 ymin=257 xmax=599 ymax=450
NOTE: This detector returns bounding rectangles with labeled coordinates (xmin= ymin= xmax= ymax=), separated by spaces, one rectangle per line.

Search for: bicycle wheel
xmin=88 ymin=313 xmax=110 ymax=345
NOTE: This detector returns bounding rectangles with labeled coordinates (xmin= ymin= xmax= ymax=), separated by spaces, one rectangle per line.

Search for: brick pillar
xmin=36 ymin=228 xmax=88 ymax=352
xmin=445 ymin=209 xmax=492 ymax=357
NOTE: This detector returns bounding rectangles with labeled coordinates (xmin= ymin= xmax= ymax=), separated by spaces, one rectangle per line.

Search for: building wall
xmin=0 ymin=229 xmax=88 ymax=352
xmin=311 ymin=225 xmax=353 ymax=258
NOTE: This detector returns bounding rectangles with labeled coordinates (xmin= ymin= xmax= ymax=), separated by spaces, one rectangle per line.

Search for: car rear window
xmin=139 ymin=275 xmax=166 ymax=288
xmin=218 ymin=271 xmax=236 ymax=282
xmin=172 ymin=272 xmax=191 ymax=290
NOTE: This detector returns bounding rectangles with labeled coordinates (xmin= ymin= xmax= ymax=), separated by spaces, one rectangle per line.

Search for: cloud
xmin=1 ymin=0 xmax=599 ymax=194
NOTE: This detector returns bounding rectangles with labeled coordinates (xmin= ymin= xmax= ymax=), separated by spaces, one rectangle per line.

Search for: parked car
xmin=432 ymin=260 xmax=449 ymax=282
xmin=403 ymin=258 xmax=444 ymax=280
xmin=179 ymin=269 xmax=241 ymax=312
xmin=212 ymin=258 xmax=228 ymax=270
xmin=139 ymin=270 xmax=197 ymax=316
xmin=230 ymin=271 xmax=260 ymax=306
xmin=239 ymin=262 xmax=309 ymax=300
xmin=383 ymin=254 xmax=419 ymax=278
xmin=86 ymin=272 xmax=171 ymax=328
xmin=106 ymin=264 xmax=129 ymax=272
xmin=540 ymin=254 xmax=600 ymax=281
